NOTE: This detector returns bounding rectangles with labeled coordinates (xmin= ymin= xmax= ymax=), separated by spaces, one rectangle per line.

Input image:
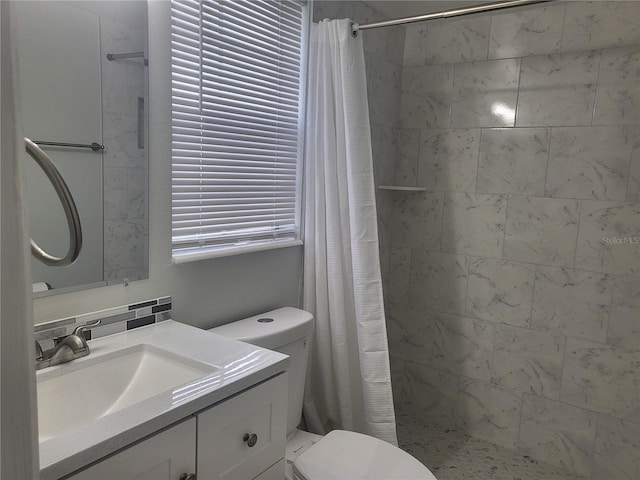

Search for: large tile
xmin=385 ymin=304 xmax=430 ymax=365
xmin=592 ymin=414 xmax=640 ymax=480
xmin=456 ymin=379 xmax=521 ymax=449
xmin=441 ymin=192 xmax=506 ymax=257
xmin=388 ymin=190 xmax=443 ymax=250
xmin=417 ymin=129 xmax=480 ymax=192
xmin=425 ymin=312 xmax=495 ymax=382
xmin=519 ymin=394 xmax=597 ymax=477
xmin=393 ymin=129 xmax=419 ymax=186
xmin=488 ymin=4 xmax=564 ymax=59
xmin=104 ymin=219 xmax=146 ymax=271
xmin=561 ymin=338 xmax=640 ymax=422
xmin=371 ymin=124 xmax=397 ymax=186
xmin=466 ymin=258 xmax=535 ymax=327
xmin=493 ymin=325 xmax=564 ymax=399
xmin=409 ymin=250 xmax=468 ymax=315
xmin=575 ymin=201 xmax=640 ymax=276
xmin=503 ymin=197 xmax=580 ymax=267
xmin=365 ymin=52 xmax=400 ymax=127
xmin=104 ymin=167 xmax=128 ymax=221
xmin=403 ymin=362 xmax=459 ymax=429
xmin=425 ymin=16 xmax=490 ymax=65
xmin=594 ymin=46 xmax=640 ymax=125
xmin=531 ymin=266 xmax=612 ymax=344
xmin=399 ymin=65 xmax=453 ymax=129
xmin=477 ymin=128 xmax=549 ymax=196
xmin=546 ymin=126 xmax=634 ymax=201
xmin=127 ymin=167 xmax=146 ymax=219
xmin=607 ymin=275 xmax=640 ymax=351
xmin=516 ymin=51 xmax=599 ymax=127
xmin=388 ymin=355 xmax=404 ymax=409
xmin=627 ymin=130 xmax=640 ymax=203
xmin=388 ymin=247 xmax=411 ymax=306
xmin=363 ymin=24 xmax=405 ymax=66
xmin=562 ymin=1 xmax=640 ymax=52
xmin=451 ymin=59 xmax=520 ymax=128
xmin=403 ymin=24 xmax=428 ymax=67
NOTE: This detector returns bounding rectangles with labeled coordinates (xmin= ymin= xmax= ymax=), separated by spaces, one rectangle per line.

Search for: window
xmin=170 ymin=0 xmax=307 ymax=262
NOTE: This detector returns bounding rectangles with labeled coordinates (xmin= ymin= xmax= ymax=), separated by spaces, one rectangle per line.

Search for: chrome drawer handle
xmin=243 ymin=433 xmax=258 ymax=447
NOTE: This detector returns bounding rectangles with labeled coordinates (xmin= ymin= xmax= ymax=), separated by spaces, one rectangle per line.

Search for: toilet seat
xmin=293 ymin=430 xmax=437 ymax=480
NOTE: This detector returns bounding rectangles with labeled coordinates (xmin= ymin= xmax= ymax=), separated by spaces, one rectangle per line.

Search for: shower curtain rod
xmin=351 ymin=0 xmax=551 ymax=35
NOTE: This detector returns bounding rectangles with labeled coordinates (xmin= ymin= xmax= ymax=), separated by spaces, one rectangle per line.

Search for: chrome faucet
xmin=35 ymin=325 xmax=92 ymax=370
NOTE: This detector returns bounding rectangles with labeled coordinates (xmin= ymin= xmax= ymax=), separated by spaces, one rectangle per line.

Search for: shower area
xmin=313 ymin=1 xmax=639 ymax=479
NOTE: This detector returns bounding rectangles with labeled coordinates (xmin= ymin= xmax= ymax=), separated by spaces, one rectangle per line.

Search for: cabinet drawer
xmin=197 ymin=373 xmax=287 ymax=480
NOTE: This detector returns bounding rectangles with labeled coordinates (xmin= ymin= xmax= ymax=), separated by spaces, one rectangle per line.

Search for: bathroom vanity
xmin=37 ymin=321 xmax=288 ymax=480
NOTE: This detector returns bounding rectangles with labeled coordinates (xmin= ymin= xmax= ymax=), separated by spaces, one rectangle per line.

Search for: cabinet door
xmin=66 ymin=418 xmax=196 ymax=480
xmin=197 ymin=374 xmax=287 ymax=480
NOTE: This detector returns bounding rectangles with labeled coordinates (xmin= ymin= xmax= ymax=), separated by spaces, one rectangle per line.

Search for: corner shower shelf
xmin=377 ymin=185 xmax=427 ymax=192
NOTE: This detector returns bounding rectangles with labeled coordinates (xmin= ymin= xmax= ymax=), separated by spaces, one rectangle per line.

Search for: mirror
xmin=15 ymin=1 xmax=149 ymax=296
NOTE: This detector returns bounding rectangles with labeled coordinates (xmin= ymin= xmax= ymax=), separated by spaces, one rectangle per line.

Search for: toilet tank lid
xmin=209 ymin=307 xmax=314 ymax=350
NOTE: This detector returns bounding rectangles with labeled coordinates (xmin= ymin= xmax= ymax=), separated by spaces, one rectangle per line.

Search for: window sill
xmin=172 ymin=239 xmax=303 ymax=264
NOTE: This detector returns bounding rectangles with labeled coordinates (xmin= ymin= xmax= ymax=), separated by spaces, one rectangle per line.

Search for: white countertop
xmin=38 ymin=320 xmax=288 ymax=480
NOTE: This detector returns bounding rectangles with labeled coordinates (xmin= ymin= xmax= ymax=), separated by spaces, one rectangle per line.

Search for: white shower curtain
xmin=1 ymin=2 xmax=40 ymax=477
xmin=302 ymin=19 xmax=397 ymax=446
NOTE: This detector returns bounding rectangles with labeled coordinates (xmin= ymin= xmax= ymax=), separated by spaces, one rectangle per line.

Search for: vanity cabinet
xmin=65 ymin=374 xmax=287 ymax=480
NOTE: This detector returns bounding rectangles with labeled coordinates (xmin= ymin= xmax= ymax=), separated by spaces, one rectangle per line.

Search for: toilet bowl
xmin=210 ymin=307 xmax=438 ymax=479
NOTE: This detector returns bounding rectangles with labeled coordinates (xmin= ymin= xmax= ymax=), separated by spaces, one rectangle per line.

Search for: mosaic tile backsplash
xmin=34 ymin=296 xmax=171 ymax=350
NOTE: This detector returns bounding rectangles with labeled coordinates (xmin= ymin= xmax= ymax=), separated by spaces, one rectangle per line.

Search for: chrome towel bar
xmin=33 ymin=140 xmax=104 ymax=152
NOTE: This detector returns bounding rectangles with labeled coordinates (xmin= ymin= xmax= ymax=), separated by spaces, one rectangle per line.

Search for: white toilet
xmin=210 ymin=307 xmax=437 ymax=480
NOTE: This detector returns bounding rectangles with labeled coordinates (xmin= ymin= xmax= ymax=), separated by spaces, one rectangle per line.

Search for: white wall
xmin=33 ymin=1 xmax=303 ymax=329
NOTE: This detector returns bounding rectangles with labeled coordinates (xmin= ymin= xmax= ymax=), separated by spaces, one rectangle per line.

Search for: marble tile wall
xmin=100 ymin=16 xmax=148 ymax=284
xmin=387 ymin=2 xmax=640 ymax=479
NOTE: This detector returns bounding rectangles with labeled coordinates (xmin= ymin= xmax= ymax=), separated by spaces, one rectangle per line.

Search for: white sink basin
xmin=37 ymin=343 xmax=218 ymax=442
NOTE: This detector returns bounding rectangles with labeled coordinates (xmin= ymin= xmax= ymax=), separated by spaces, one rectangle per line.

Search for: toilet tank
xmin=209 ymin=307 xmax=314 ymax=438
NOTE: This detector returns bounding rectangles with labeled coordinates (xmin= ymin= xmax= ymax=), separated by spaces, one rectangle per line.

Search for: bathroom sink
xmin=37 ymin=343 xmax=218 ymax=442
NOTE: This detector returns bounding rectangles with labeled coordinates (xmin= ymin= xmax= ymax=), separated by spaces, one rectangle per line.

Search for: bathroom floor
xmin=397 ymin=413 xmax=587 ymax=480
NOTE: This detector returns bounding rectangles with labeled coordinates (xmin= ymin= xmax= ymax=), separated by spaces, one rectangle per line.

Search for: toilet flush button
xmin=257 ymin=318 xmax=274 ymax=323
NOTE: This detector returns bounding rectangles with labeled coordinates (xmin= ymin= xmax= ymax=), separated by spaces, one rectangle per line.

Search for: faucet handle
xmin=71 ymin=326 xmax=90 ymax=344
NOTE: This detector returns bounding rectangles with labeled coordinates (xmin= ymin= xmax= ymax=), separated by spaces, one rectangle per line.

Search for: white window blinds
xmin=170 ymin=0 xmax=306 ymax=262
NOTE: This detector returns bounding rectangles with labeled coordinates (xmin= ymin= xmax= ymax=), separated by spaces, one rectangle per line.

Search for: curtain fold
xmin=1 ymin=2 xmax=40 ymax=477
xmin=302 ymin=19 xmax=397 ymax=446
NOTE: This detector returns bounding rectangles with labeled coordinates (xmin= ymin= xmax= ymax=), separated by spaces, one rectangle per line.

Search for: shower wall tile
xmin=425 ymin=311 xmax=494 ymax=382
xmin=450 ymin=58 xmax=520 ymax=128
xmin=104 ymin=219 xmax=146 ymax=272
xmin=425 ymin=17 xmax=490 ymax=65
xmin=607 ymin=275 xmax=640 ymax=351
xmin=402 ymin=24 xmax=428 ymax=67
xmin=394 ymin=129 xmax=419 ymax=186
xmin=628 ymin=135 xmax=640 ymax=202
xmin=466 ymin=258 xmax=535 ymax=327
xmin=386 ymin=304 xmax=431 ymax=365
xmin=518 ymin=394 xmax=597 ymax=477
xmin=389 ymin=355 xmax=405 ymax=408
xmin=531 ymin=266 xmax=612 ymax=344
xmin=592 ymin=414 xmax=640 ymax=480
xmin=388 ymin=247 xmax=411 ymax=305
xmin=402 ymin=361 xmax=459 ymax=428
xmin=516 ymin=51 xmax=599 ymax=127
xmin=546 ymin=126 xmax=633 ymax=201
xmin=503 ymin=196 xmax=580 ymax=267
xmin=104 ymin=167 xmax=128 ymax=220
xmin=364 ymin=25 xmax=405 ymax=66
xmin=456 ymin=379 xmax=521 ymax=449
xmin=365 ymin=52 xmax=401 ymax=127
xmin=389 ymin=191 xmax=443 ymax=250
xmin=127 ymin=167 xmax=146 ymax=219
xmin=561 ymin=338 xmax=640 ymax=422
xmin=409 ymin=250 xmax=468 ymax=315
xmin=488 ymin=5 xmax=564 ymax=60
xmin=575 ymin=201 xmax=640 ymax=276
xmin=594 ymin=47 xmax=640 ymax=125
xmin=561 ymin=1 xmax=640 ymax=53
xmin=493 ymin=325 xmax=564 ymax=399
xmin=477 ymin=128 xmax=549 ymax=196
xmin=399 ymin=65 xmax=453 ymax=129
xmin=371 ymin=124 xmax=397 ymax=185
xmin=417 ymin=129 xmax=480 ymax=192
xmin=441 ymin=192 xmax=507 ymax=258
xmin=103 ymin=112 xmax=146 ymax=169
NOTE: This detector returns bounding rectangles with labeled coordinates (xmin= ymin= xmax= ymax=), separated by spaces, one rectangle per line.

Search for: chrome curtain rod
xmin=351 ymin=0 xmax=551 ymax=35
xmin=33 ymin=140 xmax=104 ymax=152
